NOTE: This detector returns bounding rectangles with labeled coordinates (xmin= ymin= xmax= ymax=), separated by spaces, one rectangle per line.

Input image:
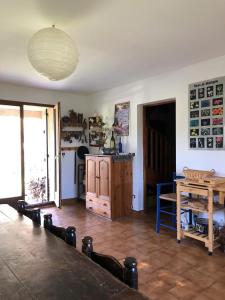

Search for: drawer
xmin=86 ymin=205 xmax=111 ymax=219
xmin=86 ymin=197 xmax=97 ymax=207
xmin=86 ymin=197 xmax=111 ymax=210
xmin=96 ymin=198 xmax=111 ymax=210
xmin=97 ymin=208 xmax=111 ymax=219
xmin=86 ymin=198 xmax=111 ymax=219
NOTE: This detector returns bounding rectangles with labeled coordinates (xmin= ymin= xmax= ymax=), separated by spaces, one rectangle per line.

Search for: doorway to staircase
xmin=0 ymin=101 xmax=61 ymax=207
xmin=143 ymin=100 xmax=176 ymax=211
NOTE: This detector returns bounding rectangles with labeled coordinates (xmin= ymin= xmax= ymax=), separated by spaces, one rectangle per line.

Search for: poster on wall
xmin=113 ymin=102 xmax=130 ymax=136
xmin=189 ymin=76 xmax=225 ymax=150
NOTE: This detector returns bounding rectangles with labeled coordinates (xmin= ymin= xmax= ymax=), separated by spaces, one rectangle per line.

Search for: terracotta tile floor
xmin=42 ymin=201 xmax=225 ymax=300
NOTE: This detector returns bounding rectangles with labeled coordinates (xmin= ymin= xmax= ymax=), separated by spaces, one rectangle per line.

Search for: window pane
xmin=0 ymin=105 xmax=21 ymax=198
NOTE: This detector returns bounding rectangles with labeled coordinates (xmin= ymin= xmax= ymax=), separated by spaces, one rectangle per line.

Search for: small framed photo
xmin=190 ymin=119 xmax=199 ymax=127
xmin=190 ymin=110 xmax=199 ymax=118
xmin=201 ymin=128 xmax=210 ymax=136
xmin=212 ymin=107 xmax=223 ymax=116
xmin=198 ymin=138 xmax=205 ymax=148
xmin=190 ymin=138 xmax=197 ymax=148
xmin=198 ymin=88 xmax=205 ymax=99
xmin=190 ymin=89 xmax=196 ymax=100
xmin=212 ymin=127 xmax=223 ymax=135
xmin=216 ymin=137 xmax=223 ymax=148
xmin=213 ymin=98 xmax=223 ymax=106
xmin=190 ymin=129 xmax=199 ymax=136
xmin=190 ymin=101 xmax=199 ymax=109
xmin=201 ymin=109 xmax=210 ymax=117
xmin=201 ymin=100 xmax=210 ymax=108
xmin=216 ymin=84 xmax=223 ymax=96
xmin=207 ymin=137 xmax=213 ymax=148
xmin=201 ymin=118 xmax=210 ymax=126
xmin=207 ymin=86 xmax=214 ymax=97
xmin=212 ymin=117 xmax=223 ymax=125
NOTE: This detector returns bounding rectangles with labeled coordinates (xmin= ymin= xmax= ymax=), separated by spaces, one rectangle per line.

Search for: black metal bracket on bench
xmin=17 ymin=200 xmax=41 ymax=225
xmin=17 ymin=201 xmax=76 ymax=248
xmin=43 ymin=213 xmax=76 ymax=247
xmin=82 ymin=236 xmax=138 ymax=289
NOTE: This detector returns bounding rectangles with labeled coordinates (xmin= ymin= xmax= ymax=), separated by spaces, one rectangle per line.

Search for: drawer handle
xmin=89 ymin=199 xmax=93 ymax=202
xmin=103 ymin=212 xmax=107 ymax=215
xmin=89 ymin=207 xmax=93 ymax=210
xmin=103 ymin=203 xmax=107 ymax=207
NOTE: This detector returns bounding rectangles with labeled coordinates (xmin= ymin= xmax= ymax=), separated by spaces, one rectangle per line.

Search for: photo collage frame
xmin=189 ymin=76 xmax=225 ymax=150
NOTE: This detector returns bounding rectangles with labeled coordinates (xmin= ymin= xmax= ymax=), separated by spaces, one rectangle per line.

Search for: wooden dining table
xmin=0 ymin=204 xmax=149 ymax=300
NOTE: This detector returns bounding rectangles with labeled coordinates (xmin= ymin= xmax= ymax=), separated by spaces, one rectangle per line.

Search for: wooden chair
xmin=43 ymin=214 xmax=76 ymax=247
xmin=156 ymin=173 xmax=190 ymax=233
xmin=82 ymin=236 xmax=138 ymax=290
xmin=17 ymin=200 xmax=41 ymax=225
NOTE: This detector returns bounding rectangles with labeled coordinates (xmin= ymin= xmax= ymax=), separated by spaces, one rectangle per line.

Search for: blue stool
xmin=156 ymin=173 xmax=185 ymax=234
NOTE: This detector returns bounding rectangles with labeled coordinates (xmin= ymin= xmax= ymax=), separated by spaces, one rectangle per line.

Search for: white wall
xmin=2 ymin=54 xmax=225 ymax=212
xmin=90 ymin=55 xmax=225 ymax=211
xmin=0 ymin=82 xmax=90 ymax=200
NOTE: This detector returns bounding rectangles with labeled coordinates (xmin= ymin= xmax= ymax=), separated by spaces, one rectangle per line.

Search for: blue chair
xmin=156 ymin=173 xmax=185 ymax=234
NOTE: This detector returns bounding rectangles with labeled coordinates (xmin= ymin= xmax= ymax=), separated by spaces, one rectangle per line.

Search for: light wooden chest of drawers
xmin=85 ymin=154 xmax=133 ymax=220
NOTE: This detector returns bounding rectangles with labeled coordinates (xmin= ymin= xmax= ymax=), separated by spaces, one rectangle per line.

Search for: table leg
xmin=156 ymin=185 xmax=161 ymax=234
xmin=177 ymin=184 xmax=181 ymax=243
xmin=208 ymin=189 xmax=213 ymax=255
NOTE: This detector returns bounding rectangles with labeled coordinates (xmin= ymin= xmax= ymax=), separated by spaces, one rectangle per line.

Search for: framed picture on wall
xmin=188 ymin=76 xmax=225 ymax=150
xmin=88 ymin=116 xmax=105 ymax=147
xmin=113 ymin=102 xmax=130 ymax=136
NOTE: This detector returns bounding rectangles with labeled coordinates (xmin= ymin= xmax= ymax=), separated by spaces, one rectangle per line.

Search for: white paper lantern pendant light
xmin=28 ymin=25 xmax=78 ymax=81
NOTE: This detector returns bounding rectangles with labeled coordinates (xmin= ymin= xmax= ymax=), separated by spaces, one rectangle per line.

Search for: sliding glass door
xmin=23 ymin=105 xmax=48 ymax=204
xmin=0 ymin=104 xmax=23 ymax=199
xmin=0 ymin=101 xmax=61 ymax=207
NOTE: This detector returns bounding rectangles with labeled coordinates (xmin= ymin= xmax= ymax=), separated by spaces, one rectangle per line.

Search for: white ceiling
xmin=1 ymin=0 xmax=225 ymax=93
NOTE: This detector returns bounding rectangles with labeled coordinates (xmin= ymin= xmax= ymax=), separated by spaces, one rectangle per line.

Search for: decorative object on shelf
xmin=77 ymin=146 xmax=89 ymax=160
xmin=110 ymin=131 xmax=116 ymax=149
xmin=183 ymin=167 xmax=215 ymax=180
xmin=27 ymin=25 xmax=78 ymax=81
xmin=89 ymin=116 xmax=110 ymax=147
xmin=113 ymin=102 xmax=130 ymax=136
xmin=189 ymin=76 xmax=225 ymax=149
xmin=100 ymin=147 xmax=118 ymax=155
xmin=61 ymin=110 xmax=87 ymax=143
xmin=118 ymin=137 xmax=123 ymax=153
xmin=182 ymin=167 xmax=225 ymax=187
xmin=193 ymin=216 xmax=219 ymax=235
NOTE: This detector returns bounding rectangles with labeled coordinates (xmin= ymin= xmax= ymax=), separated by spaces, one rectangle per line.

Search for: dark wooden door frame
xmin=0 ymin=100 xmax=55 ymax=203
xmin=143 ymin=99 xmax=176 ymax=211
xmin=0 ymin=99 xmax=54 ymax=108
